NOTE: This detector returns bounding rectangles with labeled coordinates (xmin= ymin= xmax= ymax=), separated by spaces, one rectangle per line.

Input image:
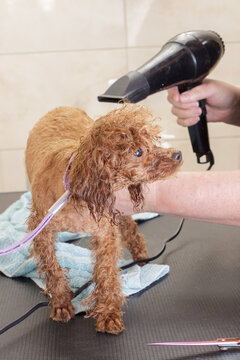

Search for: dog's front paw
xmin=50 ymin=302 xmax=75 ymax=323
xmin=96 ymin=314 xmax=125 ymax=335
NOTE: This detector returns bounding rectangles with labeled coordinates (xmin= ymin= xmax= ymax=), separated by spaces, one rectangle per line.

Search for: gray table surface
xmin=1 ymin=192 xmax=240 ymax=360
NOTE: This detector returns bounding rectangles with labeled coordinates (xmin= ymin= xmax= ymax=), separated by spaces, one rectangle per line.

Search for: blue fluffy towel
xmin=0 ymin=192 xmax=169 ymax=314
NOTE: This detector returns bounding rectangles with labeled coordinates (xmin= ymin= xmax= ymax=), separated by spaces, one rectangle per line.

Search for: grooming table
xmin=1 ymin=192 xmax=240 ymax=360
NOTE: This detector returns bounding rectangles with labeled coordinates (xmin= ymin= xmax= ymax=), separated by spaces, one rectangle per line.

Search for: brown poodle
xmin=25 ymin=104 xmax=182 ymax=335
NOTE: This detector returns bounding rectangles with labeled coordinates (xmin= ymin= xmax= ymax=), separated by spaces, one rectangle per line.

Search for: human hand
xmin=167 ymin=79 xmax=240 ymax=127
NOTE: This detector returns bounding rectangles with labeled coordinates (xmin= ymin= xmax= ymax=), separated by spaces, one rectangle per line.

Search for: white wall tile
xmin=0 ymin=49 xmax=127 ymax=150
xmin=0 ymin=0 xmax=125 ymax=53
xmin=126 ymin=0 xmax=240 ymax=47
xmin=0 ymin=149 xmax=27 ymax=192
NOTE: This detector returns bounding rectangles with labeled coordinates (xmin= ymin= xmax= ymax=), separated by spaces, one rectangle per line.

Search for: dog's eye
xmin=134 ymin=148 xmax=143 ymax=157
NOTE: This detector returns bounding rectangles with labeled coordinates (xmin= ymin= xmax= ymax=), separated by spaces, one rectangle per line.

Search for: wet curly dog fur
xmin=25 ymin=104 xmax=182 ymax=334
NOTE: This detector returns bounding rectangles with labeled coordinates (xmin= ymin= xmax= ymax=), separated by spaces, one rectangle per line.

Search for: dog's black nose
xmin=171 ymin=151 xmax=182 ymax=163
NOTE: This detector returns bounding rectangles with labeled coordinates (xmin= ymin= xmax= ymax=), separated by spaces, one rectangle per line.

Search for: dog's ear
xmin=69 ymin=144 xmax=117 ymax=221
xmin=128 ymin=183 xmax=144 ymax=212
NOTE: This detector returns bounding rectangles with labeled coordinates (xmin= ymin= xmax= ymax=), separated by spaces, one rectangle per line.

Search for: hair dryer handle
xmin=178 ymin=83 xmax=214 ymax=170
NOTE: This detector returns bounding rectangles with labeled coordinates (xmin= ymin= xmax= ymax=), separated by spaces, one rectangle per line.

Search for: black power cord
xmin=0 ymin=217 xmax=184 ymax=336
xmin=0 ymin=301 xmax=49 ymax=335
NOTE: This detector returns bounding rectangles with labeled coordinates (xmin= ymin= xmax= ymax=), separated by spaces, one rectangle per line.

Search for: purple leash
xmin=0 ymin=154 xmax=75 ymax=256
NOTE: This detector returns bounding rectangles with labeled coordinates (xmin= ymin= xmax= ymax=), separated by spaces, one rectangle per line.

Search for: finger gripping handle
xmin=178 ymin=84 xmax=214 ymax=169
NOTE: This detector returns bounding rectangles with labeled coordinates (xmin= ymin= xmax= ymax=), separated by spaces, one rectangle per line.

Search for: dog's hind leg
xmin=118 ymin=215 xmax=149 ymax=264
xmin=28 ymin=213 xmax=75 ymax=322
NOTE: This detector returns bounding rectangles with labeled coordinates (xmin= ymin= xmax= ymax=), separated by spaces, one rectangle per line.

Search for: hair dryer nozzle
xmin=98 ymin=71 xmax=150 ymax=103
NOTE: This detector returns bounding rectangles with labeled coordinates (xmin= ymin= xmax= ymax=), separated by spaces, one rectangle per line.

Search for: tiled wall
xmin=0 ymin=0 xmax=240 ymax=192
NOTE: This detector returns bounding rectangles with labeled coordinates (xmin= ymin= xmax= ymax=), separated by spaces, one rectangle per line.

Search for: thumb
xmin=180 ymin=81 xmax=214 ymax=103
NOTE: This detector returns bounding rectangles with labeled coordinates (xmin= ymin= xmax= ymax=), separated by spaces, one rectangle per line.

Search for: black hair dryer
xmin=98 ymin=30 xmax=225 ymax=169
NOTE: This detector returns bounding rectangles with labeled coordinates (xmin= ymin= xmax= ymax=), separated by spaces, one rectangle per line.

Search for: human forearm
xmin=115 ymin=170 xmax=240 ymax=226
xmin=144 ymin=171 xmax=240 ymax=226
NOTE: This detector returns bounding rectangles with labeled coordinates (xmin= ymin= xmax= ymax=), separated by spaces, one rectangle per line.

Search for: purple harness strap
xmin=0 ymin=154 xmax=75 ymax=256
xmin=63 ymin=153 xmax=75 ymax=190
